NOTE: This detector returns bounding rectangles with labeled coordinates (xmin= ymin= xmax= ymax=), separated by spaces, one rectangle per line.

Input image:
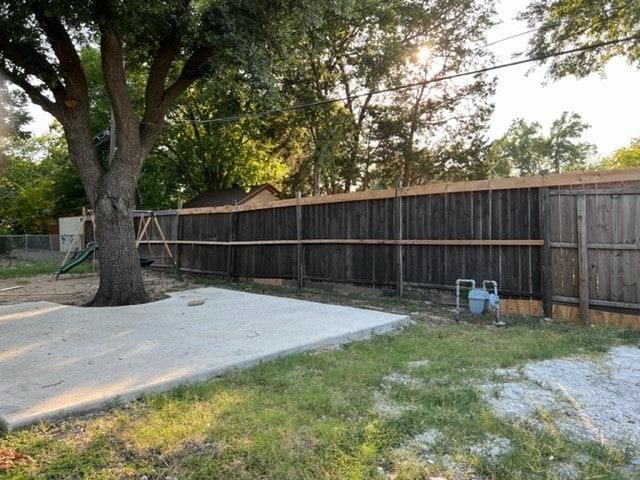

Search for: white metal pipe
xmin=455 ymin=279 xmax=476 ymax=322
xmin=482 ymin=279 xmax=502 ymax=325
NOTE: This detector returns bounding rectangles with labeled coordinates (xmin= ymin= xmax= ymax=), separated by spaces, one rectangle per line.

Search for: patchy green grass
xmin=0 ymin=260 xmax=61 ymax=279
xmin=0 ymin=259 xmax=96 ymax=279
xmin=1 ymin=278 xmax=639 ymax=479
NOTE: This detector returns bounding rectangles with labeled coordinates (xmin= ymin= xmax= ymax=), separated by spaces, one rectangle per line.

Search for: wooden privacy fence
xmin=137 ymin=169 xmax=640 ymax=328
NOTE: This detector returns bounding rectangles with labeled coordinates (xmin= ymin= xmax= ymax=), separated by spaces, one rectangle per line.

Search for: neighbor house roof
xmin=182 ymin=184 xmax=281 ymax=209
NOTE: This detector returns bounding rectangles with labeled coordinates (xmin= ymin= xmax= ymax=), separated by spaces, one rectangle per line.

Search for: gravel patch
xmin=372 ymin=391 xmax=410 ymax=419
xmin=482 ymin=345 xmax=640 ymax=448
xmin=382 ymin=372 xmax=424 ymax=388
xmin=467 ymin=434 xmax=513 ymax=461
xmin=384 ymin=346 xmax=640 ymax=479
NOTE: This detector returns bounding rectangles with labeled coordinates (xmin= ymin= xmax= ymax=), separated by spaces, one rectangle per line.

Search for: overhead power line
xmin=167 ymin=32 xmax=640 ymax=128
xmin=484 ymin=28 xmax=538 ymax=48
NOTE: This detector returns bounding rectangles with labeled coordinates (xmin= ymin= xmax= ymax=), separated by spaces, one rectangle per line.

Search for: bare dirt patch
xmin=0 ymin=269 xmax=196 ymax=306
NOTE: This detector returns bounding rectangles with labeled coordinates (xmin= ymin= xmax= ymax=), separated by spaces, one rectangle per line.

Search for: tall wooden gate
xmin=546 ymin=186 xmax=640 ymax=322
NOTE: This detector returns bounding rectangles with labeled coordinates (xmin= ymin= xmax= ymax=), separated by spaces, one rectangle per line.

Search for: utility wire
xmin=167 ymin=32 xmax=640 ymax=128
xmin=484 ymin=28 xmax=537 ymax=48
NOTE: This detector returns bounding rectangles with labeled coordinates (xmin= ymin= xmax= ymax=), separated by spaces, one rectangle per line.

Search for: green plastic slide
xmin=55 ymin=242 xmax=98 ymax=278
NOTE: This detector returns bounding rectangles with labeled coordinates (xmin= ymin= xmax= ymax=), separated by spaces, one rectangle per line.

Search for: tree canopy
xmin=0 ymin=133 xmax=86 ymax=234
xmin=488 ymin=112 xmax=596 ymax=176
xmin=147 ymin=74 xmax=289 ymax=209
xmin=598 ymin=137 xmax=640 ymax=169
xmin=279 ymin=0 xmax=497 ymax=194
xmin=519 ymin=0 xmax=640 ymax=78
xmin=0 ymin=77 xmax=31 ymax=140
xmin=0 ymin=77 xmax=32 ymax=177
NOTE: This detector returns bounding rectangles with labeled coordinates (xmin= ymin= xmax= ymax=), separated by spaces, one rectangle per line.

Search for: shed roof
xmin=182 ymin=184 xmax=280 ymax=208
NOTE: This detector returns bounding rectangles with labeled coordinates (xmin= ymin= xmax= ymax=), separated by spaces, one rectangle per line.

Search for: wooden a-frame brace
xmin=135 ymin=210 xmax=182 ymax=280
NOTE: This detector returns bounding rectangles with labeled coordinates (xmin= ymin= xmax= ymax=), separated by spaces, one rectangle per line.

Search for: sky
xmin=488 ymin=0 xmax=640 ymax=157
xmin=27 ymin=0 xmax=640 ymax=158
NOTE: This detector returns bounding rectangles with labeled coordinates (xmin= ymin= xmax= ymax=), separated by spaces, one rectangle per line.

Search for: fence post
xmin=226 ymin=211 xmax=237 ymax=280
xmin=540 ymin=188 xmax=553 ymax=317
xmin=395 ymin=180 xmax=404 ymax=298
xmin=295 ymin=191 xmax=304 ymax=289
xmin=576 ymin=194 xmax=590 ymax=324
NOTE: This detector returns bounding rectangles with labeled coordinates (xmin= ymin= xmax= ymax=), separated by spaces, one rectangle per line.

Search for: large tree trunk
xmin=90 ymin=203 xmax=149 ymax=306
xmin=89 ymin=132 xmax=150 ymax=306
xmin=87 ymin=174 xmax=150 ymax=306
xmin=62 ymin=112 xmax=152 ymax=306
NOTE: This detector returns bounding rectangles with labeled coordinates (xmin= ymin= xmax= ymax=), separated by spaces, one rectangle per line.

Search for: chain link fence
xmin=0 ymin=235 xmax=83 ymax=262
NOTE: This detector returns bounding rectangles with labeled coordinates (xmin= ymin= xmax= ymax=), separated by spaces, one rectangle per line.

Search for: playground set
xmin=54 ymin=210 xmax=180 ymax=279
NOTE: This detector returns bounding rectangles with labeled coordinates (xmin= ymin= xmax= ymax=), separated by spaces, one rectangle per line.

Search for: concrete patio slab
xmin=0 ymin=287 xmax=410 ymax=430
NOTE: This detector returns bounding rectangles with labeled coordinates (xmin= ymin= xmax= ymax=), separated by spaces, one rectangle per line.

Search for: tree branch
xmin=143 ymin=37 xmax=181 ymax=124
xmin=5 ymin=5 xmax=103 ymax=198
xmin=0 ymin=69 xmax=62 ymax=119
xmin=97 ymin=17 xmax=139 ymax=141
xmin=161 ymin=47 xmax=215 ymax=111
xmin=139 ymin=46 xmax=214 ymax=152
xmin=0 ymin=41 xmax=48 ymax=79
xmin=30 ymin=4 xmax=89 ymax=113
xmin=0 ymin=35 xmax=64 ymax=118
xmin=143 ymin=0 xmax=192 ymax=123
